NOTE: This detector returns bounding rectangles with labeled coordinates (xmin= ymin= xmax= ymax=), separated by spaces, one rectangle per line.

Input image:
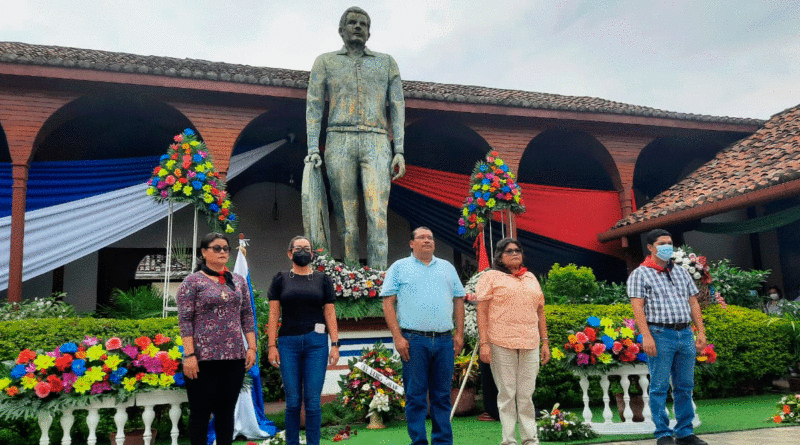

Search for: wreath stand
xmin=161 ymin=202 xmax=199 ymax=318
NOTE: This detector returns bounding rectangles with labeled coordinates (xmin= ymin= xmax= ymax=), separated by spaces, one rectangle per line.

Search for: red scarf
xmin=512 ymin=267 xmax=528 ymax=278
xmin=641 ymin=256 xmax=672 ymax=273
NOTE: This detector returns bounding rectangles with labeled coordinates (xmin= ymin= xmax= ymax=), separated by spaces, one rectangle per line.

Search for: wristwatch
xmin=331 ymin=341 xmax=341 ymax=347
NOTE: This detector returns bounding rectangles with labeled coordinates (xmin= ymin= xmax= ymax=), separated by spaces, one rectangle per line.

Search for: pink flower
xmin=62 ymin=373 xmax=77 ymax=393
xmin=35 ymin=381 xmax=51 ymax=398
xmin=83 ymin=335 xmax=99 ymax=346
xmin=575 ymin=332 xmax=589 ymax=343
xmin=576 ymin=353 xmax=590 ymax=365
xmin=624 ymin=318 xmax=636 ymax=329
xmin=591 ymin=343 xmax=606 ymax=357
xmin=105 ymin=337 xmax=122 ymax=350
xmin=160 ymin=190 xmax=168 ymax=198
xmin=466 ymin=197 xmax=473 ymax=204
xmin=612 ymin=341 xmax=623 ymax=354
xmin=174 ymin=134 xmax=183 ymax=142
xmin=91 ymin=381 xmax=111 ymax=395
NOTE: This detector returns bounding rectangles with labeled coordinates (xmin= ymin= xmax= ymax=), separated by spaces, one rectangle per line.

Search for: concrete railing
xmin=36 ymin=389 xmax=187 ymax=445
xmin=571 ymin=363 xmax=700 ymax=434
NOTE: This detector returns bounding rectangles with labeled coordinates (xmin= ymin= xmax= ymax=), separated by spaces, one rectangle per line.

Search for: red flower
xmin=47 ymin=375 xmax=63 ymax=393
xmin=105 ymin=337 xmax=122 ymax=350
xmin=16 ymin=349 xmax=36 ymax=364
xmin=476 ymin=198 xmax=486 ymax=206
xmin=135 ymin=336 xmax=152 ymax=349
xmin=153 ymin=166 xmax=161 ymax=175
xmin=5 ymin=386 xmax=19 ymax=397
xmin=584 ymin=327 xmax=596 ymax=341
xmin=368 ymin=289 xmax=377 ymax=297
xmin=35 ymin=381 xmax=51 ymax=399
xmin=174 ymin=134 xmax=183 ymax=142
xmin=154 ymin=334 xmax=171 ymax=345
xmin=165 ymin=175 xmax=176 ymax=185
xmin=55 ymin=354 xmax=73 ymax=371
xmin=179 ymin=177 xmax=188 ymax=184
xmin=575 ymin=332 xmax=589 ymax=343
xmin=590 ymin=343 xmax=606 ymax=357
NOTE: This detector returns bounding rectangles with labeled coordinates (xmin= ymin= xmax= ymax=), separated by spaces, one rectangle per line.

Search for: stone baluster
xmin=37 ymin=411 xmax=53 ymax=445
xmin=59 ymin=410 xmax=74 ymax=445
xmin=600 ymin=374 xmax=612 ymax=424
xmin=85 ymin=407 xmax=100 ymax=445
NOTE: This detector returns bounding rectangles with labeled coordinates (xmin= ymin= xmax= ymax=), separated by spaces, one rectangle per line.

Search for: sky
xmin=2 ymin=0 xmax=799 ymax=120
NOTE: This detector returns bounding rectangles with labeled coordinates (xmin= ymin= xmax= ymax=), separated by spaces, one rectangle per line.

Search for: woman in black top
xmin=267 ymin=236 xmax=339 ymax=445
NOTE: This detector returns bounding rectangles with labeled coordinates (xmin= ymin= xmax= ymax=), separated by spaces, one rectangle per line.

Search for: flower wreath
xmin=311 ymin=249 xmax=385 ymax=300
xmin=458 ymin=150 xmax=525 ymax=238
xmin=336 ymin=343 xmax=404 ymax=422
xmin=145 ymin=128 xmax=238 ymax=234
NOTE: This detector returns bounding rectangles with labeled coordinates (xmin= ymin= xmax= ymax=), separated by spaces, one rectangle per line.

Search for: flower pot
xmin=614 ymin=393 xmax=645 ymax=422
xmin=108 ymin=429 xmax=157 ymax=445
xmin=366 ymin=414 xmax=386 ymax=429
xmin=451 ymin=387 xmax=477 ymax=416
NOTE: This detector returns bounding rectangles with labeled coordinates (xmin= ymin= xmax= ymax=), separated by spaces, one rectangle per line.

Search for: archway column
xmin=1 ymin=90 xmax=74 ymax=302
xmin=468 ymin=125 xmax=542 ymax=174
xmin=169 ymin=103 xmax=267 ymax=179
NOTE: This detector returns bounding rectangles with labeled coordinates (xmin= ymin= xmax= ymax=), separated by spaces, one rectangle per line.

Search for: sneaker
xmin=656 ymin=437 xmax=676 ymax=445
xmin=675 ymin=434 xmax=708 ymax=445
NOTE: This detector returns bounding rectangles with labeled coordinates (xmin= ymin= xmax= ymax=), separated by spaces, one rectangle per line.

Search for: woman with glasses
xmin=176 ymin=232 xmax=257 ymax=445
xmin=266 ymin=236 xmax=339 ymax=445
xmin=476 ymin=237 xmax=551 ymax=445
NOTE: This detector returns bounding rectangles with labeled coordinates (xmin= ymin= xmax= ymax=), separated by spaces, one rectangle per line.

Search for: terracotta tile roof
xmin=0 ymin=41 xmax=763 ymax=126
xmin=610 ymin=104 xmax=800 ymax=230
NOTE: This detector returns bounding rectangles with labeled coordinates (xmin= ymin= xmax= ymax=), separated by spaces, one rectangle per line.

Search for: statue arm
xmin=387 ymin=55 xmax=405 ymax=155
xmin=306 ymin=55 xmax=326 ymax=156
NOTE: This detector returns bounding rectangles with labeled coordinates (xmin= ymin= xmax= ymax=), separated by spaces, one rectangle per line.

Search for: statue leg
xmin=359 ymin=133 xmax=392 ymax=270
xmin=325 ymin=132 xmax=360 ymax=264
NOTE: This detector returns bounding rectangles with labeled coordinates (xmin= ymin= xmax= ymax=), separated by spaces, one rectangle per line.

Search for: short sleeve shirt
xmin=268 ymin=271 xmax=335 ymax=337
xmin=176 ymin=271 xmax=256 ymax=361
xmin=476 ymin=269 xmax=543 ymax=349
xmin=627 ymin=264 xmax=698 ymax=324
xmin=380 ymin=254 xmax=465 ymax=332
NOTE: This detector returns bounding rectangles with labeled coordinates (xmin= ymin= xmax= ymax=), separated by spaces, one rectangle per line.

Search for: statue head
xmin=339 ymin=6 xmax=371 ymax=46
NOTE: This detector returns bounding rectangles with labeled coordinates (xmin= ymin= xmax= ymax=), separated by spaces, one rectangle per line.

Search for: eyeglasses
xmin=291 ymin=247 xmax=312 ymax=253
xmin=208 ymin=245 xmax=231 ymax=253
xmin=414 ymin=235 xmax=434 ymax=241
xmin=503 ymin=248 xmax=522 ymax=255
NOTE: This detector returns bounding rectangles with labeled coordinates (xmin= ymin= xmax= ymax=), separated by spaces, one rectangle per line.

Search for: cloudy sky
xmin=2 ymin=0 xmax=798 ymax=120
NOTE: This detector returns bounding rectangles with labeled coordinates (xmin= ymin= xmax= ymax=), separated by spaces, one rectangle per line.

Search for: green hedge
xmin=0 ymin=305 xmax=793 ymax=408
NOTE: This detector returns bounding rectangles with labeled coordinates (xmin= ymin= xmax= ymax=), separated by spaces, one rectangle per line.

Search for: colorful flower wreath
xmin=145 ymin=128 xmax=237 ymax=234
xmin=551 ymin=316 xmax=648 ymax=372
xmin=458 ymin=150 xmax=525 ymax=238
xmin=336 ymin=343 xmax=404 ymax=422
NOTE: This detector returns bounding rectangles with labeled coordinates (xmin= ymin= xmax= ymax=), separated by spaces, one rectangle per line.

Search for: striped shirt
xmin=627 ymin=264 xmax=698 ymax=324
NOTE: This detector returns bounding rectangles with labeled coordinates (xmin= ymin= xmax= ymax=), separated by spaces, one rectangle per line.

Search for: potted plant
xmin=451 ymin=352 xmax=480 ymax=416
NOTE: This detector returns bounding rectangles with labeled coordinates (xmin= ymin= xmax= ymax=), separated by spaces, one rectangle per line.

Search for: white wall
xmin=63 ymin=251 xmax=99 ymax=313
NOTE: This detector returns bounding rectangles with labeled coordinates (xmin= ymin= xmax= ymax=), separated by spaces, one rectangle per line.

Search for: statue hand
xmin=391 ymin=153 xmax=406 ymax=180
xmin=305 ymin=153 xmax=322 ymax=169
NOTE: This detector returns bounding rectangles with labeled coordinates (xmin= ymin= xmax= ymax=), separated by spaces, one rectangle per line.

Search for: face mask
xmin=769 ymin=293 xmax=779 ymax=300
xmin=655 ymin=244 xmax=673 ymax=262
xmin=292 ymin=251 xmax=312 ymax=267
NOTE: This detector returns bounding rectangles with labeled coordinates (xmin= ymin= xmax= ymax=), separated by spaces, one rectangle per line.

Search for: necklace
xmin=288 ymin=270 xmax=313 ymax=281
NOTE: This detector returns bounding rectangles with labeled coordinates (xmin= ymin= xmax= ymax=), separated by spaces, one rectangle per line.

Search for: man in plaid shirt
xmin=628 ymin=229 xmax=708 ymax=445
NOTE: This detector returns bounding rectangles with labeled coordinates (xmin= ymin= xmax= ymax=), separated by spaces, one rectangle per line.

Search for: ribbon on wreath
xmin=473 ymin=223 xmax=491 ymax=271
xmin=354 ymin=361 xmax=404 ymax=395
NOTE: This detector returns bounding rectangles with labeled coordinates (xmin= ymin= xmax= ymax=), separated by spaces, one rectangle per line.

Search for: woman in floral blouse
xmin=177 ymin=232 xmax=257 ymax=445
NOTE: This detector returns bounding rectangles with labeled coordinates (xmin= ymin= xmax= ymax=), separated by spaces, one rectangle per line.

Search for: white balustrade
xmin=571 ymin=364 xmax=700 ymax=434
xmin=35 ymin=389 xmax=188 ymax=445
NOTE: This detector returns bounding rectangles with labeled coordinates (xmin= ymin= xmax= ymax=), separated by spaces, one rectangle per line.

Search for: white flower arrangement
xmin=311 ymin=250 xmax=385 ymax=300
xmin=368 ymin=392 xmax=390 ymax=418
xmin=462 ymin=271 xmax=486 ymax=344
xmin=671 ymin=247 xmax=711 ymax=283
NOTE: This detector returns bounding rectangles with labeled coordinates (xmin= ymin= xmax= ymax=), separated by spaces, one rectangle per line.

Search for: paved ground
xmin=602 ymin=426 xmax=799 ymax=445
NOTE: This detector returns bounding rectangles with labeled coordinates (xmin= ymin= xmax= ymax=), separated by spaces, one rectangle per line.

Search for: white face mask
xmin=769 ymin=293 xmax=779 ymax=300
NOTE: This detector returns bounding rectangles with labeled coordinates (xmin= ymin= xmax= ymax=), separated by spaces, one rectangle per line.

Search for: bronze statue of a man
xmin=306 ymin=6 xmax=405 ymax=269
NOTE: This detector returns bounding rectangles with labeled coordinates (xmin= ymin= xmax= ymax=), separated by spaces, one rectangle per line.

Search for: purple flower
xmin=62 ymin=373 xmax=77 ymax=392
xmin=577 ymin=353 xmax=590 ymax=365
xmin=122 ymin=345 xmax=139 ymax=359
xmin=91 ymin=381 xmax=112 ymax=395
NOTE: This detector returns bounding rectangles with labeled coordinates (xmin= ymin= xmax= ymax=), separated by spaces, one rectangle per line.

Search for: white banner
xmin=354 ymin=361 xmax=404 ymax=396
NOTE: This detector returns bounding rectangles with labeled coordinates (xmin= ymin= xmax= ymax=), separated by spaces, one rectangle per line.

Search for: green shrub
xmin=709 ymin=258 xmax=770 ymax=309
xmin=542 ymin=263 xmax=600 ymax=305
xmin=95 ymin=286 xmax=165 ymax=319
xmin=593 ymin=281 xmax=630 ymax=305
xmin=0 ymin=294 xmax=76 ymax=321
xmin=0 ymin=317 xmax=179 ymax=361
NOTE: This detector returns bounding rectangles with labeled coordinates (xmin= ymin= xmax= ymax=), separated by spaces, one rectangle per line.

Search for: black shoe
xmin=675 ymin=434 xmax=708 ymax=445
xmin=656 ymin=437 xmax=676 ymax=445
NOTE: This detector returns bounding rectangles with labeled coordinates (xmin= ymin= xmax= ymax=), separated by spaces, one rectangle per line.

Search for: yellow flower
xmin=182 ymin=143 xmax=190 ymax=150
xmin=21 ymin=375 xmax=38 ymax=390
xmin=462 ymin=208 xmax=469 ymax=217
xmin=165 ymin=160 xmax=176 ymax=169
xmin=175 ymin=337 xmax=183 ymax=346
xmin=619 ymin=327 xmax=634 ymax=339
xmin=514 ymin=195 xmax=520 ymax=203
xmin=159 ymin=374 xmax=174 ymax=387
xmin=225 ymin=224 xmax=234 ymax=233
xmin=190 ymin=141 xmax=200 ymax=146
xmin=401 ymin=399 xmax=406 ymax=407
xmin=73 ymin=377 xmax=92 ymax=394
xmin=472 ymin=184 xmax=480 ymax=191
xmin=123 ymin=377 xmax=138 ymax=392
xmin=598 ymin=353 xmax=613 ymax=364
xmin=222 ymin=200 xmax=230 ymax=209
xmin=104 ymin=355 xmax=123 ymax=371
xmin=202 ymin=184 xmax=211 ymax=192
xmin=365 ymin=280 xmax=373 ymax=288
xmin=172 ymin=183 xmax=182 ymax=192
xmin=144 ymin=344 xmax=159 ymax=358
xmin=600 ymin=317 xmax=614 ymax=328
xmin=604 ymin=327 xmax=618 ymax=339
xmin=85 ymin=366 xmax=105 ymax=382
xmin=203 ymin=193 xmax=214 ymax=203
xmin=204 ymin=161 xmax=213 ymax=169
xmin=567 ymin=334 xmax=578 ymax=344
xmin=481 ymin=184 xmax=489 ymax=191
xmin=146 ymin=187 xmax=156 ymax=196
xmin=196 ymin=164 xmax=206 ymax=173
xmin=168 ymin=347 xmax=182 ymax=360
xmin=551 ymin=348 xmax=565 ymax=360
xmin=486 ymin=198 xmax=496 ymax=208
xmin=158 ymin=168 xmax=168 ymax=177
xmin=86 ymin=345 xmax=106 ymax=361
xmin=495 ymin=159 xmax=504 ymax=166
xmin=34 ymin=354 xmax=55 ymax=371
xmin=143 ymin=374 xmax=159 ymax=386
xmin=0 ymin=378 xmax=10 ymax=391
xmin=183 ymin=185 xmax=193 ymax=196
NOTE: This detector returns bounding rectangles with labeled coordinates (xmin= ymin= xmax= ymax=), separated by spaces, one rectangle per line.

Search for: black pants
xmin=185 ymin=359 xmax=246 ymax=445
xmin=480 ymin=362 xmax=500 ymax=420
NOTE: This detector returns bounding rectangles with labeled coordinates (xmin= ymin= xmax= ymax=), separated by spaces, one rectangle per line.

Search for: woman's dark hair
xmin=767 ymin=285 xmax=783 ymax=298
xmin=194 ymin=232 xmax=231 ymax=271
xmin=492 ymin=238 xmax=523 ymax=274
xmin=287 ymin=235 xmax=311 ymax=251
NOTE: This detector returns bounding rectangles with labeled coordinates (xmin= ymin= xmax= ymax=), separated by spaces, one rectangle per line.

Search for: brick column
xmin=7 ymin=164 xmax=29 ymax=302
xmin=467 ymin=125 xmax=542 ymax=173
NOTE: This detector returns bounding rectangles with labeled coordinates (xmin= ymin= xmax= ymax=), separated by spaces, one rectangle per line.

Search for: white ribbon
xmin=354 ymin=361 xmax=404 ymax=396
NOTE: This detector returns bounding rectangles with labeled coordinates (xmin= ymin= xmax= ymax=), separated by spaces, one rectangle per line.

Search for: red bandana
xmin=512 ymin=267 xmax=528 ymax=278
xmin=642 ymin=256 xmax=672 ymax=273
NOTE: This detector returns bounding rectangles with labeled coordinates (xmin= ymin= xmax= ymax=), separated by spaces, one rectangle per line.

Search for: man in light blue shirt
xmin=382 ymin=226 xmax=465 ymax=445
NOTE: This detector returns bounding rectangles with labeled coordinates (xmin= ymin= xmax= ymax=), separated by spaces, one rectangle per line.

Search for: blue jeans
xmin=646 ymin=326 xmax=696 ymax=439
xmin=278 ymin=331 xmax=329 ymax=445
xmin=402 ymin=332 xmax=454 ymax=445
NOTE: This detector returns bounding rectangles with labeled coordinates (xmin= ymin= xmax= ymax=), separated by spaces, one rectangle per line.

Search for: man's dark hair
xmin=645 ymin=229 xmax=672 ymax=246
xmin=339 ymin=6 xmax=371 ymax=30
xmin=411 ymin=226 xmax=433 ymax=241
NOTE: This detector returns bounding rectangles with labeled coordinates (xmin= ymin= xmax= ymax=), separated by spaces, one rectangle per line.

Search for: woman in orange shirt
xmin=476 ymin=238 xmax=550 ymax=445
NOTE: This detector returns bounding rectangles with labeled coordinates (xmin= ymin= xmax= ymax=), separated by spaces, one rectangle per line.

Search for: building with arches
xmin=0 ymin=42 xmax=763 ymax=308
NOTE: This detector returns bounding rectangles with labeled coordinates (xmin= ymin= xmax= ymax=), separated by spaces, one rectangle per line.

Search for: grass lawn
xmin=220 ymin=393 xmax=791 ymax=445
